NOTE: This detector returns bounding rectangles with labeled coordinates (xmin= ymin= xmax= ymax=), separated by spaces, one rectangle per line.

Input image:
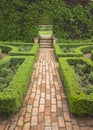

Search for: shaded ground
xmin=83 ymin=53 xmax=91 ymax=59
xmin=0 ymin=53 xmax=8 ymax=59
xmin=0 ymin=49 xmax=93 ymax=130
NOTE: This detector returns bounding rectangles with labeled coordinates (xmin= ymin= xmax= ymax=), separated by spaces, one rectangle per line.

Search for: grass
xmin=39 ymin=31 xmax=52 ymax=35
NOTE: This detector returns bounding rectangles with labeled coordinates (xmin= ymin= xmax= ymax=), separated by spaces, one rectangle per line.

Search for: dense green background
xmin=0 ymin=0 xmax=93 ymax=42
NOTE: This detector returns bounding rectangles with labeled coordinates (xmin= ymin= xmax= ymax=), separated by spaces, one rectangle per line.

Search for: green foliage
xmin=0 ymin=59 xmax=23 ymax=91
xmin=0 ymin=42 xmax=39 ymax=114
xmin=59 ymin=57 xmax=93 ymax=115
xmin=75 ymin=63 xmax=87 ymax=75
xmin=53 ymin=2 xmax=93 ymax=39
xmin=0 ymin=0 xmax=93 ymax=41
xmin=18 ymin=45 xmax=32 ymax=52
xmin=0 ymin=42 xmax=39 ymax=56
xmin=54 ymin=44 xmax=83 ymax=59
xmin=88 ymin=71 xmax=93 ymax=81
xmin=83 ymin=85 xmax=93 ymax=94
xmin=0 ymin=56 xmax=35 ymax=114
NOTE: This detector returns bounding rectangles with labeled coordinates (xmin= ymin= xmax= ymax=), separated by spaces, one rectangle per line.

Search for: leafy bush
xmin=0 ymin=59 xmax=23 ymax=91
xmin=88 ymin=71 xmax=93 ymax=81
xmin=59 ymin=57 xmax=93 ymax=115
xmin=0 ymin=43 xmax=39 ymax=56
xmin=54 ymin=44 xmax=83 ymax=59
xmin=0 ymin=0 xmax=93 ymax=41
xmin=0 ymin=56 xmax=35 ymax=114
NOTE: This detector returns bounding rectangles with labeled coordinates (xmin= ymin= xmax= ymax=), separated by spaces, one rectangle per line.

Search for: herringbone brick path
xmin=0 ymin=49 xmax=93 ymax=130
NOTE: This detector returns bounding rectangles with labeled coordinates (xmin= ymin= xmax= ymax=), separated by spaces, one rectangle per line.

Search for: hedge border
xmin=0 ymin=56 xmax=35 ymax=114
xmin=59 ymin=57 xmax=93 ymax=115
xmin=54 ymin=43 xmax=93 ymax=59
xmin=0 ymin=43 xmax=39 ymax=56
xmin=54 ymin=44 xmax=82 ymax=59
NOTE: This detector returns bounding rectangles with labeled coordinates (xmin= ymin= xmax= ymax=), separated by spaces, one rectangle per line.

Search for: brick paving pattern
xmin=0 ymin=48 xmax=93 ymax=130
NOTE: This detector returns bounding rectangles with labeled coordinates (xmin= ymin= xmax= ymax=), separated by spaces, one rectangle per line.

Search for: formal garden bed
xmin=54 ymin=41 xmax=93 ymax=115
xmin=54 ymin=43 xmax=93 ymax=59
xmin=0 ymin=42 xmax=39 ymax=114
xmin=59 ymin=57 xmax=93 ymax=115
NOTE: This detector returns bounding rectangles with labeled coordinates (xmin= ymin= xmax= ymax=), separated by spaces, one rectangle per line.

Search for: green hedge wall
xmin=0 ymin=0 xmax=93 ymax=41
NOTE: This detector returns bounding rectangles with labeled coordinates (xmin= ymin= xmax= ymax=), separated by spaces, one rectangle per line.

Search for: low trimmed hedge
xmin=54 ymin=44 xmax=82 ymax=59
xmin=54 ymin=44 xmax=62 ymax=58
xmin=74 ymin=45 xmax=93 ymax=54
xmin=59 ymin=57 xmax=93 ymax=115
xmin=0 ymin=56 xmax=35 ymax=114
xmin=9 ymin=43 xmax=39 ymax=56
xmin=0 ymin=44 xmax=18 ymax=53
xmin=0 ymin=43 xmax=39 ymax=56
xmin=54 ymin=43 xmax=93 ymax=59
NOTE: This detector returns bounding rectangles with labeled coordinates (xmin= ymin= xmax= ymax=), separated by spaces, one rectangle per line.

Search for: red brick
xmin=64 ymin=112 xmax=71 ymax=121
xmin=0 ymin=125 xmax=6 ymax=130
xmin=45 ymin=107 xmax=51 ymax=116
xmin=57 ymin=101 xmax=62 ymax=108
xmin=23 ymin=123 xmax=30 ymax=130
xmin=66 ymin=122 xmax=72 ymax=130
xmin=73 ymin=125 xmax=80 ymax=130
xmin=46 ymin=99 xmax=50 ymax=107
xmin=34 ymin=100 xmax=39 ymax=107
xmin=51 ymin=105 xmax=56 ymax=112
xmin=8 ymin=122 xmax=16 ymax=130
xmin=26 ymin=105 xmax=32 ymax=113
xmin=15 ymin=126 xmax=22 ymax=130
xmin=24 ymin=113 xmax=31 ymax=122
xmin=51 ymin=98 xmax=56 ymax=105
xmin=45 ymin=116 xmax=51 ymax=126
xmin=58 ymin=117 xmax=65 ymax=127
xmin=17 ymin=116 xmax=24 ymax=126
xmin=38 ymin=113 xmax=44 ymax=122
xmin=39 ymin=105 xmax=44 ymax=112
xmin=51 ymin=113 xmax=58 ymax=122
xmin=38 ymin=123 xmax=44 ymax=130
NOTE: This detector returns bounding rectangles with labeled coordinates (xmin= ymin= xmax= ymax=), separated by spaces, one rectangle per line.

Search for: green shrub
xmin=54 ymin=44 xmax=83 ymax=59
xmin=59 ymin=57 xmax=93 ymax=115
xmin=88 ymin=71 xmax=93 ymax=82
xmin=0 ymin=1 xmax=93 ymax=41
xmin=0 ymin=56 xmax=35 ymax=114
xmin=2 ymin=43 xmax=39 ymax=56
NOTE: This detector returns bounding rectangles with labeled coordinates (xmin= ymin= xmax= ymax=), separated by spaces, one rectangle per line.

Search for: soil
xmin=83 ymin=53 xmax=91 ymax=59
xmin=1 ymin=53 xmax=8 ymax=58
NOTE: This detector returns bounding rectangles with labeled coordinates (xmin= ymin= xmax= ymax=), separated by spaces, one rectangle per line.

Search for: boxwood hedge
xmin=0 ymin=56 xmax=35 ymax=114
xmin=59 ymin=57 xmax=93 ymax=115
xmin=0 ymin=43 xmax=39 ymax=56
xmin=54 ymin=43 xmax=93 ymax=59
xmin=0 ymin=42 xmax=39 ymax=114
xmin=54 ymin=44 xmax=82 ymax=59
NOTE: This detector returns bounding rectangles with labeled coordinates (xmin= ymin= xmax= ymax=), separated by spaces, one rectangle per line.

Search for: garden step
xmin=39 ymin=34 xmax=53 ymax=40
xmin=40 ymin=39 xmax=52 ymax=43
xmin=39 ymin=34 xmax=53 ymax=48
xmin=40 ymin=43 xmax=53 ymax=48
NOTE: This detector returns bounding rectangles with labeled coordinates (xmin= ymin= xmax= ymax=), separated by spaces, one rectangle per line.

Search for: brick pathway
xmin=0 ymin=48 xmax=93 ymax=130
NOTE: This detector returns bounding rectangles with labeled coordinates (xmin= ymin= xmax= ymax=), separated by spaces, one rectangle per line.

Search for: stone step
xmin=40 ymin=39 xmax=52 ymax=43
xmin=39 ymin=35 xmax=53 ymax=40
xmin=40 ymin=43 xmax=53 ymax=48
